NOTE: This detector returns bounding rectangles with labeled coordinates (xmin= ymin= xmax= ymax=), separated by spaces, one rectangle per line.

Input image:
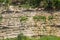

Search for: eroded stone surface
xmin=0 ymin=6 xmax=60 ymax=39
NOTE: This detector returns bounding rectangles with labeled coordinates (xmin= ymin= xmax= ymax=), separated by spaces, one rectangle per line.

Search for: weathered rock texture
xmin=0 ymin=6 xmax=60 ymax=39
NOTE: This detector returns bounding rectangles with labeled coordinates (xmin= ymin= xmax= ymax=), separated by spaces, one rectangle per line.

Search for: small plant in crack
xmin=0 ymin=14 xmax=3 ymax=22
xmin=20 ymin=16 xmax=28 ymax=22
xmin=33 ymin=16 xmax=46 ymax=22
xmin=48 ymin=16 xmax=53 ymax=20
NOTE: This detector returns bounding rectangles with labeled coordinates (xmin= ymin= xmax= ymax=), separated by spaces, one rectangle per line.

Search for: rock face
xmin=0 ymin=6 xmax=60 ymax=39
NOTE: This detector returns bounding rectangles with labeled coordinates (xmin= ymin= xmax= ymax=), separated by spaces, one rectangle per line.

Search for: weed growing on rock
xmin=48 ymin=16 xmax=53 ymax=20
xmin=20 ymin=16 xmax=28 ymax=22
xmin=33 ymin=16 xmax=46 ymax=22
xmin=0 ymin=15 xmax=2 ymax=22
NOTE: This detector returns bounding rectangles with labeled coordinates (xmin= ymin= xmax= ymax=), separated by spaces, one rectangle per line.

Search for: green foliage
xmin=0 ymin=0 xmax=60 ymax=10
xmin=0 ymin=16 xmax=2 ymax=21
xmin=33 ymin=16 xmax=40 ymax=21
xmin=44 ymin=0 xmax=60 ymax=10
xmin=20 ymin=16 xmax=28 ymax=22
xmin=0 ymin=15 xmax=2 ymax=22
xmin=5 ymin=38 xmax=17 ymax=40
xmin=0 ymin=0 xmax=12 ymax=4
xmin=48 ymin=16 xmax=53 ymax=20
xmin=17 ymin=34 xmax=30 ymax=40
xmin=45 ymin=0 xmax=53 ymax=10
xmin=33 ymin=16 xmax=46 ymax=21
xmin=39 ymin=36 xmax=60 ymax=40
xmin=21 ymin=4 xmax=31 ymax=9
xmin=25 ymin=0 xmax=41 ymax=7
xmin=0 ymin=0 xmax=4 ymax=3
xmin=19 ymin=0 xmax=42 ymax=8
xmin=4 ymin=35 xmax=60 ymax=40
xmin=54 ymin=0 xmax=60 ymax=9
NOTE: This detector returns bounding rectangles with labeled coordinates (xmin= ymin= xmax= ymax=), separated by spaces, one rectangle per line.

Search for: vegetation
xmin=0 ymin=15 xmax=2 ymax=22
xmin=0 ymin=16 xmax=2 ymax=21
xmin=39 ymin=36 xmax=60 ymax=40
xmin=17 ymin=34 xmax=30 ymax=40
xmin=48 ymin=16 xmax=53 ymax=20
xmin=21 ymin=4 xmax=31 ymax=9
xmin=4 ymin=38 xmax=17 ymax=40
xmin=20 ymin=16 xmax=28 ymax=22
xmin=3 ymin=34 xmax=60 ymax=40
xmin=33 ymin=16 xmax=46 ymax=22
xmin=0 ymin=0 xmax=60 ymax=10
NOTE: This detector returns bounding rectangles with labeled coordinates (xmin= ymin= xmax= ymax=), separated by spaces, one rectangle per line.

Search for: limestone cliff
xmin=0 ymin=6 xmax=60 ymax=39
